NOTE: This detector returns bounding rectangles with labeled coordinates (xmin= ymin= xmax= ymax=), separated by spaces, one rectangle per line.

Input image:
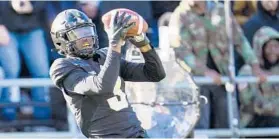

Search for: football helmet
xmin=50 ymin=9 xmax=99 ymax=59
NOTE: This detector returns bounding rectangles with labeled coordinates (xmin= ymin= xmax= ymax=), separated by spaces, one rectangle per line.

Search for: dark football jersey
xmin=49 ymin=48 xmax=165 ymax=138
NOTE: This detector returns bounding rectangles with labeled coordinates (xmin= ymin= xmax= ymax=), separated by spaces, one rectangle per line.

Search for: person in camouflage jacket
xmin=238 ymin=26 xmax=279 ymax=128
xmin=169 ymin=0 xmax=266 ymax=128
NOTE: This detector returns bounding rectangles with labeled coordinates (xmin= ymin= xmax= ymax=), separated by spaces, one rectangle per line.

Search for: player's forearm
xmin=96 ymin=47 xmax=121 ymax=93
xmin=110 ymin=39 xmax=123 ymax=53
xmin=141 ymin=47 xmax=166 ymax=82
xmin=111 ymin=45 xmax=121 ymax=53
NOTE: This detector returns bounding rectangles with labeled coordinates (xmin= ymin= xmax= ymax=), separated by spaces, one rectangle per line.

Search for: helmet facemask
xmin=63 ymin=24 xmax=99 ymax=59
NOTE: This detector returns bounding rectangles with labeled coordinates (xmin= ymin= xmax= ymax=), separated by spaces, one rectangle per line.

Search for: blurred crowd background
xmin=0 ymin=0 xmax=278 ymax=136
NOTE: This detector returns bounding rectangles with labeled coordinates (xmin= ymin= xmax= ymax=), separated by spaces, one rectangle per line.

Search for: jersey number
xmin=107 ymin=77 xmax=129 ymax=111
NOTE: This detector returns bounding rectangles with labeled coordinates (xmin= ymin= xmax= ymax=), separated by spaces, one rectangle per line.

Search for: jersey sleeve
xmin=50 ymin=49 xmax=122 ymax=95
xmin=49 ymin=58 xmax=77 ymax=88
xmin=120 ymin=49 xmax=166 ymax=82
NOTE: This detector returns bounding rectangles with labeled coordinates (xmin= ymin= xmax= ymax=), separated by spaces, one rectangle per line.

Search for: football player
xmin=49 ymin=9 xmax=165 ymax=138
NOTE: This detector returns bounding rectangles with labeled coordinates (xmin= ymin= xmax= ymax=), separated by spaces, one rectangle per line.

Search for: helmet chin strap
xmin=66 ymin=42 xmax=97 ymax=59
xmin=78 ymin=48 xmax=95 ymax=59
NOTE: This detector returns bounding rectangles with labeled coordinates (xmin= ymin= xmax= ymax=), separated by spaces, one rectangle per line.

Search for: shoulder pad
xmin=49 ymin=58 xmax=78 ymax=87
xmin=96 ymin=47 xmax=109 ymax=57
xmin=94 ymin=48 xmax=108 ymax=65
xmin=94 ymin=47 xmax=126 ymax=65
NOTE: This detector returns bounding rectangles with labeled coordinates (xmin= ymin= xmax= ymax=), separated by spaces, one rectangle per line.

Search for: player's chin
xmin=78 ymin=48 xmax=95 ymax=58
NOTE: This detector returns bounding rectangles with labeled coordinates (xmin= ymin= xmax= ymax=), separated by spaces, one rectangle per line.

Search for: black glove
xmin=128 ymin=33 xmax=150 ymax=48
xmin=106 ymin=11 xmax=135 ymax=47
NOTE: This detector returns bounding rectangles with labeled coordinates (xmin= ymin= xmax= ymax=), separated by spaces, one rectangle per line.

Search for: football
xmin=101 ymin=8 xmax=148 ymax=36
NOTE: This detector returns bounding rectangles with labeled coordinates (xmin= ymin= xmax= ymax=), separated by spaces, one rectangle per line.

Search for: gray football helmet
xmin=50 ymin=9 xmax=99 ymax=59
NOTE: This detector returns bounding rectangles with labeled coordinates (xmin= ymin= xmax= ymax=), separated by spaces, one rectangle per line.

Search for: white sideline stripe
xmin=0 ymin=78 xmax=54 ymax=87
xmin=0 ymin=76 xmax=279 ymax=87
xmin=1 ymin=128 xmax=279 ymax=138
xmin=0 ymin=132 xmax=85 ymax=138
xmin=194 ymin=128 xmax=279 ymax=137
xmin=138 ymin=15 xmax=143 ymax=35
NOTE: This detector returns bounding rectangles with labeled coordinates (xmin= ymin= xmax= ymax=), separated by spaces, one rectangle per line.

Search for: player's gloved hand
xmin=106 ymin=11 xmax=135 ymax=47
xmin=128 ymin=33 xmax=150 ymax=48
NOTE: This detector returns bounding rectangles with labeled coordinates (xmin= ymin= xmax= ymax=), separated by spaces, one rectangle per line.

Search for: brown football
xmin=101 ymin=8 xmax=148 ymax=36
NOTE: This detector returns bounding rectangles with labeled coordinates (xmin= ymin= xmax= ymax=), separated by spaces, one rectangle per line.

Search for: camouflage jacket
xmin=169 ymin=1 xmax=258 ymax=75
xmin=238 ymin=27 xmax=279 ymax=127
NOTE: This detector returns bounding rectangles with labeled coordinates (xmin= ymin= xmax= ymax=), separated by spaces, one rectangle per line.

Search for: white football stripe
xmin=138 ymin=15 xmax=143 ymax=35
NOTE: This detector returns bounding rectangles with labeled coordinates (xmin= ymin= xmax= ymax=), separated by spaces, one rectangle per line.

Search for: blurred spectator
xmin=243 ymin=0 xmax=279 ymax=45
xmin=152 ymin=1 xmax=180 ymax=27
xmin=0 ymin=1 xmax=50 ymax=121
xmin=169 ymin=0 xmax=266 ymax=129
xmin=0 ymin=25 xmax=10 ymax=46
xmin=238 ymin=26 xmax=279 ymax=128
xmin=152 ymin=1 xmax=180 ymax=45
xmin=232 ymin=1 xmax=257 ymax=26
xmin=0 ymin=67 xmax=3 ymax=98
xmin=236 ymin=0 xmax=279 ymax=74
xmin=79 ymin=1 xmax=99 ymax=19
xmin=78 ymin=1 xmax=108 ymax=49
xmin=44 ymin=1 xmax=79 ymax=62
xmin=152 ymin=1 xmax=180 ymax=21
xmin=45 ymin=1 xmax=79 ymax=27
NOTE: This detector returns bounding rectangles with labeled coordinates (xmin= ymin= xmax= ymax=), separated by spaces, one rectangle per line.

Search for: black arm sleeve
xmin=50 ymin=48 xmax=121 ymax=95
xmin=120 ymin=49 xmax=165 ymax=82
